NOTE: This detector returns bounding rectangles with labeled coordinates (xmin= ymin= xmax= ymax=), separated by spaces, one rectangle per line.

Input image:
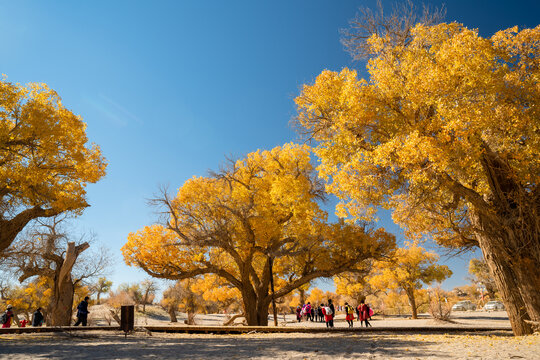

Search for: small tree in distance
xmin=369 ymin=244 xmax=452 ymax=319
xmin=91 ymin=277 xmax=113 ymax=305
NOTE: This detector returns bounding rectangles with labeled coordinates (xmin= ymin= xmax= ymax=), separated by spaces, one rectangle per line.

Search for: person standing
xmin=1 ymin=305 xmax=15 ymax=328
xmin=327 ymin=299 xmax=335 ymax=328
xmin=74 ymin=296 xmax=90 ymax=326
xmin=344 ymin=302 xmax=355 ymax=328
xmin=359 ymin=300 xmax=372 ymax=327
xmin=32 ymin=307 xmax=44 ymax=327
xmin=305 ymin=302 xmax=312 ymax=321
xmin=296 ymin=305 xmax=302 ymax=322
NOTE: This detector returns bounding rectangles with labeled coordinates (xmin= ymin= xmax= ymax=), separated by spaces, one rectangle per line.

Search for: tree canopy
xmin=0 ymin=80 xmax=107 ymax=252
xmin=295 ymin=22 xmax=540 ymax=334
xmin=122 ymin=143 xmax=395 ymax=325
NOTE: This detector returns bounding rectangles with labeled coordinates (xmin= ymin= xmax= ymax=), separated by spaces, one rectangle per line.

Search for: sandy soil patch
xmin=0 ymin=330 xmax=538 ymax=359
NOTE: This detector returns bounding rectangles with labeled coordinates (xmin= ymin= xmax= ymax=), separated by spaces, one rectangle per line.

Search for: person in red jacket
xmin=321 ymin=303 xmax=334 ymax=328
xmin=358 ymin=300 xmax=372 ymax=327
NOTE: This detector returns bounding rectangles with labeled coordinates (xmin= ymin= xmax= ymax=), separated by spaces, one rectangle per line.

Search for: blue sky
xmin=1 ymin=0 xmax=538 ymax=294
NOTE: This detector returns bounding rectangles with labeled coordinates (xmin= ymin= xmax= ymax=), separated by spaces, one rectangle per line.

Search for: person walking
xmin=317 ymin=305 xmax=324 ymax=322
xmin=74 ymin=296 xmax=90 ymax=326
xmin=296 ymin=305 xmax=302 ymax=322
xmin=359 ymin=300 xmax=372 ymax=327
xmin=321 ymin=303 xmax=333 ymax=328
xmin=1 ymin=305 xmax=15 ymax=328
xmin=327 ymin=299 xmax=335 ymax=328
xmin=305 ymin=302 xmax=312 ymax=321
xmin=32 ymin=307 xmax=44 ymax=327
xmin=344 ymin=302 xmax=355 ymax=328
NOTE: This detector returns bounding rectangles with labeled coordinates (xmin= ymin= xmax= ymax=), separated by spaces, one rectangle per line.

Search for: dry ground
xmin=2 ymin=308 xmax=537 ymax=359
xmin=1 ymin=330 xmax=539 ymax=359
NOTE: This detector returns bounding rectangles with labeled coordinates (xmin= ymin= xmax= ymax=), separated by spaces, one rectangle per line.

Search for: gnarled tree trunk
xmin=472 ymin=210 xmax=536 ymax=335
xmin=241 ymin=285 xmax=272 ymax=326
xmin=468 ymin=149 xmax=540 ymax=335
xmin=49 ymin=242 xmax=89 ymax=326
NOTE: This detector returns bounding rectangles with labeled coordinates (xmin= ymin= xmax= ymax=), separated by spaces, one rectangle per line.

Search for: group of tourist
xmin=1 ymin=296 xmax=90 ymax=328
xmin=296 ymin=299 xmax=373 ymax=328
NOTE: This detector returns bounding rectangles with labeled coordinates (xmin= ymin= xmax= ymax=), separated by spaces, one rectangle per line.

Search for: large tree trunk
xmin=49 ymin=242 xmax=89 ymax=326
xmin=472 ymin=213 xmax=534 ymax=335
xmin=241 ymin=286 xmax=271 ymax=326
xmin=469 ymin=150 xmax=540 ymax=335
xmin=405 ymin=287 xmax=418 ymax=319
xmin=49 ymin=278 xmax=75 ymax=326
xmin=298 ymin=289 xmax=306 ymax=305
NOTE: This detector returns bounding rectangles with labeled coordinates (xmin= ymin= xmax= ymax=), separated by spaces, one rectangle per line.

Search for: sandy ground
xmin=2 ymin=310 xmax=538 ymax=359
xmin=88 ymin=305 xmax=513 ymax=329
xmin=1 ymin=330 xmax=538 ymax=359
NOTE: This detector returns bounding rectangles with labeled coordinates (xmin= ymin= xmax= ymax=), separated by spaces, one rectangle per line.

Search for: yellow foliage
xmin=3 ymin=277 xmax=52 ymax=320
xmin=370 ymin=244 xmax=452 ymax=292
xmin=122 ymin=144 xmax=395 ymax=324
xmin=306 ymin=288 xmax=325 ymax=305
xmin=295 ymin=23 xmax=540 ymax=247
xmin=0 ymin=79 xmax=107 ymax=215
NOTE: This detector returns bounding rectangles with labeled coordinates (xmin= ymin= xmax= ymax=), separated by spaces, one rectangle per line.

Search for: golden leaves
xmin=0 ymin=79 xmax=107 ymax=214
xmin=295 ymin=23 xmax=540 ymax=245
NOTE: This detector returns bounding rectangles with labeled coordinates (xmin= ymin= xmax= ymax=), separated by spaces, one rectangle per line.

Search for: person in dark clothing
xmin=327 ymin=299 xmax=335 ymax=328
xmin=317 ymin=305 xmax=324 ymax=322
xmin=1 ymin=304 xmax=15 ymax=328
xmin=74 ymin=296 xmax=90 ymax=326
xmin=32 ymin=307 xmax=44 ymax=327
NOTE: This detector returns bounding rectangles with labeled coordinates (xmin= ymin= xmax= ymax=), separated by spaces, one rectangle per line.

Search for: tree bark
xmin=49 ymin=242 xmax=89 ymax=326
xmin=472 ymin=213 xmax=534 ymax=335
xmin=0 ymin=206 xmax=65 ymax=253
xmin=405 ymin=287 xmax=418 ymax=319
xmin=168 ymin=307 xmax=177 ymax=322
xmin=467 ymin=150 xmax=539 ymax=335
xmin=241 ymin=285 xmax=271 ymax=326
xmin=299 ymin=289 xmax=306 ymax=305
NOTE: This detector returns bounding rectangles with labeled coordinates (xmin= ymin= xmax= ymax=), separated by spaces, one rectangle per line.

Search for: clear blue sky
xmin=2 ymin=0 xmax=538 ymax=294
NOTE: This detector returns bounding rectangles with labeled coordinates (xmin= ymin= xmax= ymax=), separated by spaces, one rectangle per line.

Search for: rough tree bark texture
xmin=470 ymin=150 xmax=540 ymax=335
xmin=49 ymin=242 xmax=89 ymax=326
xmin=405 ymin=287 xmax=418 ymax=320
xmin=472 ymin=209 xmax=535 ymax=336
xmin=0 ymin=207 xmax=63 ymax=253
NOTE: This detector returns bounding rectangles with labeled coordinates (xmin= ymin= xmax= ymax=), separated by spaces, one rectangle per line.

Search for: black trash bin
xmin=121 ymin=305 xmax=134 ymax=333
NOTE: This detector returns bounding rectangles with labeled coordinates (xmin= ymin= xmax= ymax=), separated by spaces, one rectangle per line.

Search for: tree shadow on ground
xmin=0 ymin=333 xmax=451 ymax=359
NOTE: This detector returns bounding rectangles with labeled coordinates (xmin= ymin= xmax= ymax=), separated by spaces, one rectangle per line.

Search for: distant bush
xmin=429 ymin=287 xmax=452 ymax=321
